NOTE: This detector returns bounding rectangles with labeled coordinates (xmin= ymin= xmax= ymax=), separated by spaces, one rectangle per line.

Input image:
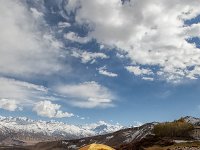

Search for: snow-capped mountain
xmin=184 ymin=116 xmax=200 ymax=125
xmin=32 ymin=117 xmax=200 ymax=150
xmin=0 ymin=116 xmax=123 ymax=146
xmin=32 ymin=123 xmax=155 ymax=150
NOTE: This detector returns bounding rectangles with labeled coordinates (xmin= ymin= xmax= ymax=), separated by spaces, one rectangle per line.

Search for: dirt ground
xmin=146 ymin=141 xmax=200 ymax=150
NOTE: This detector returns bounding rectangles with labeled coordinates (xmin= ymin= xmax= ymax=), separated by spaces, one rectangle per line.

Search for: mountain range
xmin=0 ymin=116 xmax=123 ymax=146
xmin=0 ymin=116 xmax=200 ymax=149
xmin=30 ymin=116 xmax=200 ymax=150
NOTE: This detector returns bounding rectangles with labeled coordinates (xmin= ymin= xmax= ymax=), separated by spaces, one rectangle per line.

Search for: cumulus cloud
xmin=142 ymin=77 xmax=154 ymax=81
xmin=98 ymin=66 xmax=118 ymax=77
xmin=0 ymin=0 xmax=65 ymax=77
xmin=183 ymin=23 xmax=200 ymax=38
xmin=0 ymin=77 xmax=76 ymax=117
xmin=64 ymin=32 xmax=91 ymax=43
xmin=126 ymin=66 xmax=153 ymax=76
xmin=66 ymin=0 xmax=200 ymax=82
xmin=0 ymin=99 xmax=19 ymax=111
xmin=125 ymin=65 xmax=154 ymax=80
xmin=33 ymin=100 xmax=74 ymax=118
xmin=0 ymin=77 xmax=62 ymax=112
xmin=0 ymin=76 xmax=113 ymax=115
xmin=80 ymin=117 xmax=85 ymax=120
xmin=55 ymin=81 xmax=114 ymax=108
xmin=58 ymin=21 xmax=71 ymax=30
xmin=0 ymin=77 xmax=48 ymax=104
xmin=30 ymin=7 xmax=43 ymax=19
xmin=71 ymin=50 xmax=109 ymax=63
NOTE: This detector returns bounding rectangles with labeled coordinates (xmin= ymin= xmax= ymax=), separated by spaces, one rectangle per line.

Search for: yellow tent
xmin=79 ymin=143 xmax=115 ymax=150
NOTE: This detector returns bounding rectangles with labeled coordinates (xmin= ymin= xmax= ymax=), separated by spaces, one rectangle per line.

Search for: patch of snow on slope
xmin=106 ymin=135 xmax=114 ymax=140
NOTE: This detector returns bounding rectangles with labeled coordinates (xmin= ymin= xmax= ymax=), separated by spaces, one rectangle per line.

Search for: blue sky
xmin=0 ymin=0 xmax=200 ymax=126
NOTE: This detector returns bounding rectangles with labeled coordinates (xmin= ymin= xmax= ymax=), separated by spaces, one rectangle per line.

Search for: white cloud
xmin=0 ymin=77 xmax=63 ymax=112
xmin=33 ymin=100 xmax=74 ymax=118
xmin=0 ymin=99 xmax=19 ymax=111
xmin=71 ymin=50 xmax=109 ymax=63
xmin=64 ymin=32 xmax=91 ymax=43
xmin=55 ymin=81 xmax=114 ymax=108
xmin=71 ymin=101 xmax=114 ymax=108
xmin=66 ymin=0 xmax=200 ymax=81
xmin=30 ymin=7 xmax=43 ymax=19
xmin=0 ymin=77 xmax=48 ymax=105
xmin=0 ymin=0 xmax=65 ymax=77
xmin=58 ymin=21 xmax=71 ymax=28
xmin=183 ymin=23 xmax=200 ymax=38
xmin=98 ymin=66 xmax=118 ymax=77
xmin=0 ymin=77 xmax=75 ymax=117
xmin=142 ymin=77 xmax=154 ymax=81
xmin=126 ymin=66 xmax=153 ymax=76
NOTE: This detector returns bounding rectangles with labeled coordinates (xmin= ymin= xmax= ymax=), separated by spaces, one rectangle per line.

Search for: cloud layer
xmin=56 ymin=81 xmax=114 ymax=108
xmin=0 ymin=77 xmax=74 ymax=118
xmin=67 ymin=0 xmax=200 ymax=82
xmin=0 ymin=77 xmax=114 ymax=115
xmin=1 ymin=0 xmax=200 ymax=121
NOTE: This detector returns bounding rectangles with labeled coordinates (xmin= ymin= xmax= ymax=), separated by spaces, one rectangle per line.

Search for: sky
xmin=0 ymin=0 xmax=200 ymax=126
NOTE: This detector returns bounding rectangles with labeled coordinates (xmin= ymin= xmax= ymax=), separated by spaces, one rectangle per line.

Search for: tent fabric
xmin=79 ymin=143 xmax=115 ymax=150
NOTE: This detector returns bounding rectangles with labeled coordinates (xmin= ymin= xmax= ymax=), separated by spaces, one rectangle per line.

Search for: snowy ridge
xmin=122 ymin=123 xmax=154 ymax=144
xmin=184 ymin=116 xmax=200 ymax=125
